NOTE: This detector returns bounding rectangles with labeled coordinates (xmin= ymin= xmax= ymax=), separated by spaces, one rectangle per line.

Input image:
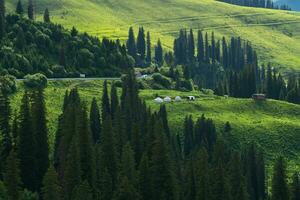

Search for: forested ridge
xmin=0 ymin=70 xmax=299 ymax=200
xmin=0 ymin=0 xmax=133 ymax=78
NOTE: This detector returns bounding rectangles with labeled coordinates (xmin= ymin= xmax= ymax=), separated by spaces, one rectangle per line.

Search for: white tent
xmin=154 ymin=97 xmax=164 ymax=104
xmin=164 ymin=96 xmax=172 ymax=102
xmin=175 ymin=96 xmax=182 ymax=102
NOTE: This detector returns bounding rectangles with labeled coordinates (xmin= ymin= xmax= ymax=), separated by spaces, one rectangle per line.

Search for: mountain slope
xmin=11 ymin=80 xmax=300 ymax=166
xmin=6 ymin=0 xmax=300 ymax=74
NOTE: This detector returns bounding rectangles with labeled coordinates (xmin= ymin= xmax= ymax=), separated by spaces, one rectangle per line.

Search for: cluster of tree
xmin=0 ymin=0 xmax=133 ymax=78
xmin=0 ymin=71 xmax=299 ymax=200
xmin=217 ymin=0 xmax=291 ymax=10
xmin=215 ymin=64 xmax=300 ymax=104
xmin=126 ymin=27 xmax=163 ymax=67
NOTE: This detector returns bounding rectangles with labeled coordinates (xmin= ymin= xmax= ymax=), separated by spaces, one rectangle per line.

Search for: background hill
xmin=6 ymin=0 xmax=300 ymax=75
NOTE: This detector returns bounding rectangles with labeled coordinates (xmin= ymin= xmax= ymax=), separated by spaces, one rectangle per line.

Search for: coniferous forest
xmin=0 ymin=70 xmax=299 ymax=200
xmin=1 ymin=0 xmax=300 ymax=200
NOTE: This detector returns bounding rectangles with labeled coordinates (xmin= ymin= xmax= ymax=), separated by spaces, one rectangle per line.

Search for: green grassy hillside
xmin=6 ymin=0 xmax=300 ymax=74
xmin=10 ymin=80 xmax=300 ymax=169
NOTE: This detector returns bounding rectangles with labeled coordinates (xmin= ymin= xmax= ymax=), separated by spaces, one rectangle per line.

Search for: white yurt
xmin=154 ymin=97 xmax=164 ymax=104
xmin=164 ymin=96 xmax=172 ymax=102
xmin=175 ymin=96 xmax=182 ymax=102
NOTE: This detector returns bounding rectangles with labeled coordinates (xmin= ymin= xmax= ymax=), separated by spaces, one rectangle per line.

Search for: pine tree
xmin=127 ymin=27 xmax=137 ymax=61
xmin=63 ymin=138 xmax=81 ymax=200
xmin=4 ymin=150 xmax=22 ymax=200
xmin=197 ymin=31 xmax=204 ymax=63
xmin=194 ymin=148 xmax=210 ymax=200
xmin=146 ymin=31 xmax=151 ymax=63
xmin=158 ymin=105 xmax=170 ymax=140
xmin=101 ymin=116 xmax=118 ymax=192
xmin=90 ymin=98 xmax=101 ymax=143
xmin=211 ymin=160 xmax=231 ymax=200
xmin=114 ymin=143 xmax=140 ymax=199
xmin=28 ymin=0 xmax=34 ymax=20
xmin=71 ymin=181 xmax=93 ymax=200
xmin=150 ymin=120 xmax=178 ymax=200
xmin=102 ymin=81 xmax=111 ymax=120
xmin=188 ymin=29 xmax=195 ymax=62
xmin=59 ymin=43 xmax=66 ymax=66
xmin=137 ymin=27 xmax=146 ymax=61
xmin=0 ymin=0 xmax=5 ymax=39
xmin=0 ymin=90 xmax=12 ymax=173
xmin=16 ymin=0 xmax=24 ymax=15
xmin=229 ymin=152 xmax=248 ymax=200
xmin=139 ymin=153 xmax=151 ymax=200
xmin=31 ymin=89 xmax=49 ymax=189
xmin=18 ymin=91 xmax=38 ymax=192
xmin=42 ymin=165 xmax=61 ymax=200
xmin=44 ymin=8 xmax=50 ymax=23
xmin=271 ymin=156 xmax=288 ymax=200
xmin=76 ymin=105 xmax=96 ymax=189
xmin=110 ymin=82 xmax=119 ymax=119
xmin=290 ymin=173 xmax=300 ymax=200
xmin=205 ymin=32 xmax=210 ymax=63
xmin=155 ymin=39 xmax=163 ymax=66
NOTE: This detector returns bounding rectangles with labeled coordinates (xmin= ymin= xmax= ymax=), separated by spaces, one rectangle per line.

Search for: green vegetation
xmin=9 ymin=79 xmax=300 ymax=168
xmin=6 ymin=0 xmax=300 ymax=74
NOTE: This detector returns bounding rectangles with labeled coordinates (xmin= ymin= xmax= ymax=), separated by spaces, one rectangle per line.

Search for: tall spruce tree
xmin=0 ymin=0 xmax=5 ymax=39
xmin=28 ymin=0 xmax=34 ymax=20
xmin=72 ymin=181 xmax=93 ymax=200
xmin=90 ymin=98 xmax=101 ymax=143
xmin=102 ymin=81 xmax=111 ymax=120
xmin=4 ymin=149 xmax=22 ymax=200
xmin=271 ymin=156 xmax=288 ymax=200
xmin=42 ymin=165 xmax=61 ymax=200
xmin=150 ymin=120 xmax=178 ymax=200
xmin=16 ymin=0 xmax=24 ymax=15
xmin=146 ymin=31 xmax=151 ymax=63
xmin=127 ymin=27 xmax=137 ymax=61
xmin=197 ymin=31 xmax=204 ymax=63
xmin=110 ymin=82 xmax=119 ymax=119
xmin=188 ymin=29 xmax=195 ymax=62
xmin=137 ymin=27 xmax=146 ymax=61
xmin=0 ymin=90 xmax=12 ymax=173
xmin=18 ymin=91 xmax=38 ymax=192
xmin=44 ymin=8 xmax=50 ymax=23
xmin=290 ymin=173 xmax=300 ymax=200
xmin=155 ymin=39 xmax=163 ymax=66
xmin=31 ymin=89 xmax=49 ymax=189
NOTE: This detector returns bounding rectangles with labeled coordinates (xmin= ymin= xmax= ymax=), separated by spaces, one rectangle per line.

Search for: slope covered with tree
xmin=5 ymin=0 xmax=300 ymax=74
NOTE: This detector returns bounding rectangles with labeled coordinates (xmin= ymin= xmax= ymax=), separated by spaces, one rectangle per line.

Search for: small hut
xmin=252 ymin=94 xmax=266 ymax=101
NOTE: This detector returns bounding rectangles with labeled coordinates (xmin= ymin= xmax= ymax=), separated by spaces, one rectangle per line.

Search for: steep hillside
xmin=6 ymin=0 xmax=300 ymax=74
xmin=10 ymin=80 xmax=300 ymax=168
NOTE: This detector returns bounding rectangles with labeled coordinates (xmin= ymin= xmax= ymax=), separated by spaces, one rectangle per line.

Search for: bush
xmin=0 ymin=75 xmax=17 ymax=94
xmin=24 ymin=73 xmax=48 ymax=89
xmin=152 ymin=73 xmax=171 ymax=89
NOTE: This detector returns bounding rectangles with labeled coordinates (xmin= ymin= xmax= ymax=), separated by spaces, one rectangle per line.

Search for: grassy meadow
xmin=6 ymin=0 xmax=300 ymax=74
xmin=10 ymin=80 xmax=300 ymax=171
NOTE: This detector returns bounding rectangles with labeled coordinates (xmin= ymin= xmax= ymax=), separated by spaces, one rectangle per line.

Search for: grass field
xmin=10 ymin=80 xmax=300 ymax=171
xmin=6 ymin=0 xmax=300 ymax=74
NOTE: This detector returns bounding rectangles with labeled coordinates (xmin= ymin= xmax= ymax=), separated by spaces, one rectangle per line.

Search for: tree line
xmin=0 ymin=71 xmax=299 ymax=200
xmin=217 ymin=0 xmax=291 ymax=10
xmin=128 ymin=27 xmax=300 ymax=104
xmin=0 ymin=0 xmax=133 ymax=78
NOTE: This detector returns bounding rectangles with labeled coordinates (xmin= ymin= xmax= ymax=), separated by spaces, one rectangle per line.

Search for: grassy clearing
xmin=10 ymin=80 xmax=300 ymax=170
xmin=6 ymin=0 xmax=300 ymax=74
